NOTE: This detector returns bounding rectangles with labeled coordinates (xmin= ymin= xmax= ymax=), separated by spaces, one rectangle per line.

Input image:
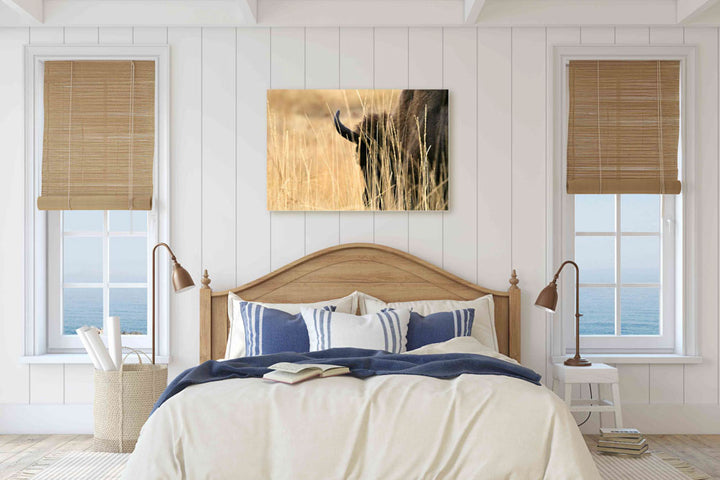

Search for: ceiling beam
xmin=677 ymin=0 xmax=720 ymax=23
xmin=237 ymin=0 xmax=257 ymax=23
xmin=1 ymin=0 xmax=42 ymax=23
xmin=464 ymin=0 xmax=486 ymax=24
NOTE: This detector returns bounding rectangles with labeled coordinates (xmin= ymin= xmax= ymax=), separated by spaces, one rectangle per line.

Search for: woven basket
xmin=93 ymin=349 xmax=167 ymax=453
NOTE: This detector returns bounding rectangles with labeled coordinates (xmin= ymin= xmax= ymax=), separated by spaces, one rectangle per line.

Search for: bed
xmin=124 ymin=243 xmax=599 ymax=479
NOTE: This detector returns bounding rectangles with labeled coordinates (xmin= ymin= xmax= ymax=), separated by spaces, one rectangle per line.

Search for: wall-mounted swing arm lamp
xmin=152 ymin=242 xmax=195 ymax=364
xmin=535 ymin=260 xmax=591 ymax=367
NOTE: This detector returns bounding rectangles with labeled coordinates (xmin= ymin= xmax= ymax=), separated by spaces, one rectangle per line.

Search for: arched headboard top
xmin=200 ymin=243 xmax=521 ymax=362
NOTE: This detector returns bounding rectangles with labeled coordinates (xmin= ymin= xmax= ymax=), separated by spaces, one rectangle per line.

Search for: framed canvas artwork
xmin=267 ymin=89 xmax=448 ymax=211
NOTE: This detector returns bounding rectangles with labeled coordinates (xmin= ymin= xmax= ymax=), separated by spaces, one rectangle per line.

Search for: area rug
xmin=592 ymin=450 xmax=711 ymax=480
xmin=9 ymin=451 xmax=130 ymax=480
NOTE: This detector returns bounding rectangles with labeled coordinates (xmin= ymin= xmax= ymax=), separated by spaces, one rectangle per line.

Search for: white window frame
xmin=24 ymin=45 xmax=170 ymax=357
xmin=47 ymin=211 xmax=154 ymax=351
xmin=565 ymin=194 xmax=675 ymax=352
xmin=549 ymin=45 xmax=697 ymax=357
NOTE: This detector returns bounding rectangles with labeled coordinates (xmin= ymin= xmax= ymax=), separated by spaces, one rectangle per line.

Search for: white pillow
xmin=225 ymin=292 xmax=358 ymax=359
xmin=301 ymin=308 xmax=411 ymax=353
xmin=357 ymin=292 xmax=498 ymax=352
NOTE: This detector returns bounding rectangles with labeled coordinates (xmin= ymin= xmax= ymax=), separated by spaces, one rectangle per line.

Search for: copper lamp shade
xmin=152 ymin=243 xmax=195 ymax=364
xmin=534 ymin=282 xmax=558 ymax=313
xmin=171 ymin=262 xmax=195 ymax=293
xmin=536 ymin=260 xmax=591 ymax=367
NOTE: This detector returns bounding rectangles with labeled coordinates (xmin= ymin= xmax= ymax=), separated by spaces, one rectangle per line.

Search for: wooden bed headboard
xmin=199 ymin=243 xmax=521 ymax=363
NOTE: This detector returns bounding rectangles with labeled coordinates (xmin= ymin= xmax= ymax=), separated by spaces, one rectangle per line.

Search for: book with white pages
xmin=263 ymin=362 xmax=350 ymax=384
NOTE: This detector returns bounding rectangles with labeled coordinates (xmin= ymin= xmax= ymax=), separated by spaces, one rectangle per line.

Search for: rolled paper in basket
xmin=79 ymin=326 xmax=116 ymax=371
xmin=107 ymin=316 xmax=122 ymax=370
xmin=76 ymin=327 xmax=102 ymax=370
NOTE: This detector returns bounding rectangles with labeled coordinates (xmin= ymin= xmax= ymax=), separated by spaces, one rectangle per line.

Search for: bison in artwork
xmin=266 ymin=89 xmax=448 ymax=211
xmin=333 ymin=89 xmax=448 ymax=210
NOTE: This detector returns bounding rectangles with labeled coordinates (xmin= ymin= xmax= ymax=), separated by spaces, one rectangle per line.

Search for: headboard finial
xmin=201 ymin=269 xmax=211 ymax=289
xmin=509 ymin=269 xmax=519 ymax=288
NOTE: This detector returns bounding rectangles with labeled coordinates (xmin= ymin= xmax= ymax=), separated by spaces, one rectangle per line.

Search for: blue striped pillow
xmin=301 ymin=308 xmax=411 ymax=353
xmin=240 ymin=302 xmax=335 ymax=357
xmin=405 ymin=308 xmax=475 ymax=350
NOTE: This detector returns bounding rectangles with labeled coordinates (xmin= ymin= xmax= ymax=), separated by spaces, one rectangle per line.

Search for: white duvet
xmin=124 ymin=338 xmax=599 ymax=479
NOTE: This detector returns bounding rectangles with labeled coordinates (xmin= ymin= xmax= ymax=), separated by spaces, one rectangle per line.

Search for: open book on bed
xmin=263 ymin=362 xmax=350 ymax=384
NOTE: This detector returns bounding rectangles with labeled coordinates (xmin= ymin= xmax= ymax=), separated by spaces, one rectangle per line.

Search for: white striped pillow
xmin=301 ymin=308 xmax=411 ymax=353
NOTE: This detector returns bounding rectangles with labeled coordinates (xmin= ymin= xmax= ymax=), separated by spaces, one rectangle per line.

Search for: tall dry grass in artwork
xmin=267 ymin=89 xmax=448 ymax=211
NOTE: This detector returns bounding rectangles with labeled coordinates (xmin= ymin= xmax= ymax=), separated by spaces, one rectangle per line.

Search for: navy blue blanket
xmin=153 ymin=348 xmax=541 ymax=413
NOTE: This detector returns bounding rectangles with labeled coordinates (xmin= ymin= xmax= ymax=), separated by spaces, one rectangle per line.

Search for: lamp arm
xmin=152 ymin=242 xmax=177 ymax=262
xmin=552 ymin=260 xmax=580 ymax=320
xmin=151 ymin=242 xmax=176 ymax=365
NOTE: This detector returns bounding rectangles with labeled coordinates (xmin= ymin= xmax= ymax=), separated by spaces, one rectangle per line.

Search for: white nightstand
xmin=552 ymin=362 xmax=623 ymax=428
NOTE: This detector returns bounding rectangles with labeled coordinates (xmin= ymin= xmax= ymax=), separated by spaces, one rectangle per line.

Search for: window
xmin=552 ymin=46 xmax=695 ymax=356
xmin=24 ymin=46 xmax=169 ymax=358
xmin=47 ymin=211 xmax=154 ymax=351
xmin=566 ymin=194 xmax=678 ymax=352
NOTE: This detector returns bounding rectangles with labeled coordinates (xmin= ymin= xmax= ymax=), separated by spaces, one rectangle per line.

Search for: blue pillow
xmin=405 ymin=308 xmax=475 ymax=350
xmin=240 ymin=302 xmax=335 ymax=357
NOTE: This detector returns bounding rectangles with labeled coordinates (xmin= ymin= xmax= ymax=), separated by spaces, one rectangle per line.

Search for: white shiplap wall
xmin=1 ymin=25 xmax=719 ymax=433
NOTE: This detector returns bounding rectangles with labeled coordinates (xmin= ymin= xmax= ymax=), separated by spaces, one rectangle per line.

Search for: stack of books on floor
xmin=597 ymin=428 xmax=648 ymax=456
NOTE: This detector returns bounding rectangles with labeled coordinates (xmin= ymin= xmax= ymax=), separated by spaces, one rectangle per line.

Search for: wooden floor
xmin=0 ymin=435 xmax=93 ymax=480
xmin=0 ymin=434 xmax=718 ymax=479
xmin=586 ymin=435 xmax=720 ymax=479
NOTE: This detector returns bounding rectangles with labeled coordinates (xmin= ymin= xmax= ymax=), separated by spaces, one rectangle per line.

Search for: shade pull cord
xmin=67 ymin=62 xmax=74 ymax=210
xmin=596 ymin=61 xmax=603 ymax=193
xmin=657 ymin=61 xmax=666 ymax=195
xmin=128 ymin=62 xmax=135 ymax=211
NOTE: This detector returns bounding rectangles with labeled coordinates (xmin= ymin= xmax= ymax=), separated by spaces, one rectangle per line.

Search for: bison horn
xmin=333 ymin=110 xmax=359 ymax=143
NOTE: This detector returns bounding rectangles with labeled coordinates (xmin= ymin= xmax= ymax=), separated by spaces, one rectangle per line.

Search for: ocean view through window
xmin=61 ymin=210 xmax=149 ymax=336
xmin=574 ymin=195 xmax=664 ymax=337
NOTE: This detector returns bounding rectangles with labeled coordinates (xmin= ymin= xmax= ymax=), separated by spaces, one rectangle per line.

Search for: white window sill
xmin=19 ymin=354 xmax=171 ymax=365
xmin=552 ymin=354 xmax=702 ymax=365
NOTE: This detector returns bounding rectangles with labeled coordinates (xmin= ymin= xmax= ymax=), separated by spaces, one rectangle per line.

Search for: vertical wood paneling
xmin=64 ymin=27 xmax=99 ymax=44
xmin=649 ymin=27 xmax=684 ymax=44
xmin=63 ymin=365 xmax=94 ymax=404
xmin=511 ymin=27 xmax=546 ymax=379
xmin=270 ymin=28 xmax=307 ymax=270
xmin=29 ymin=365 xmax=64 ymax=404
xmin=6 ymin=25 xmax=720 ymax=425
xmin=373 ymin=27 xmax=410 ymax=252
xmin=338 ymin=28 xmax=375 ymax=244
xmin=133 ymin=27 xmax=167 ymax=44
xmin=236 ymin=28 xmax=272 ymax=283
xmin=202 ymin=28 xmax=237 ymax=290
xmin=99 ymin=27 xmax=133 ymax=44
xmin=546 ymin=26 xmax=581 ymax=380
xmin=650 ymin=365 xmax=685 ymax=404
xmin=29 ymin=27 xmax=63 ymax=44
xmin=614 ymin=27 xmax=649 ymax=44
xmin=443 ymin=28 xmax=477 ymax=281
xmin=580 ymin=26 xmax=614 ymax=44
xmin=168 ymin=27 xmax=202 ymax=377
xmin=684 ymin=28 xmax=719 ymax=404
xmin=618 ymin=364 xmax=651 ymax=404
xmin=407 ymin=27 xmax=444 ymax=267
xmin=476 ymin=27 xmax=511 ymax=291
xmin=305 ymin=27 xmax=341 ymax=254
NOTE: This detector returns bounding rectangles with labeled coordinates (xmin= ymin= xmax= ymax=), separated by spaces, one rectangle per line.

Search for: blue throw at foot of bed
xmin=153 ymin=348 xmax=542 ymax=413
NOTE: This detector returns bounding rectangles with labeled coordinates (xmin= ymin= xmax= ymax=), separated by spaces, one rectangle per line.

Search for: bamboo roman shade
xmin=38 ymin=60 xmax=155 ymax=210
xmin=566 ymin=60 xmax=681 ymax=195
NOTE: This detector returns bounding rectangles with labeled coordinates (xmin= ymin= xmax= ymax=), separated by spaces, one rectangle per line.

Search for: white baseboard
xmin=0 ymin=404 xmax=93 ymax=434
xmin=579 ymin=404 xmax=720 ymax=434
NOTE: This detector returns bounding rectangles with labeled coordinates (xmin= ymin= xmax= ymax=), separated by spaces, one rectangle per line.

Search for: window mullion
xmin=615 ymin=194 xmax=622 ymax=336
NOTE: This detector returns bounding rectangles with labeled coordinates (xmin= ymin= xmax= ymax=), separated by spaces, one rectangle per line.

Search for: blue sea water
xmin=580 ymin=287 xmax=660 ymax=336
xmin=63 ymin=288 xmax=147 ymax=335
